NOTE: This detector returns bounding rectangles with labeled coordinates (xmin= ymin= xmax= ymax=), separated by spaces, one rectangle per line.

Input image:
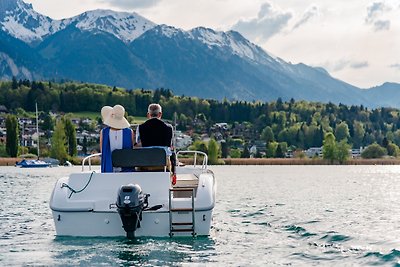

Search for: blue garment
xmin=101 ymin=127 xmax=133 ymax=173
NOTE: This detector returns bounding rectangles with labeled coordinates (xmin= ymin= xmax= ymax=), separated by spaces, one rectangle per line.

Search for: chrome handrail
xmin=81 ymin=153 xmax=101 ymax=171
xmin=176 ymin=150 xmax=208 ymax=169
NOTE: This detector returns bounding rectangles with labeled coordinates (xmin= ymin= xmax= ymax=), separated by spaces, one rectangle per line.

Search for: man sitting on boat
xmin=135 ymin=103 xmax=174 ymax=171
xmin=100 ymin=104 xmax=134 ymax=173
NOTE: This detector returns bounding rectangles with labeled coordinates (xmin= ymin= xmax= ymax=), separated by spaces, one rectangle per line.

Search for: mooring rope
xmin=61 ymin=171 xmax=95 ymax=198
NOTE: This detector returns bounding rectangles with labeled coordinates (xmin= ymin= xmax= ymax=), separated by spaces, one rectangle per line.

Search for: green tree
xmin=41 ymin=112 xmax=54 ymax=131
xmin=386 ymin=142 xmax=399 ymax=157
xmin=336 ymin=140 xmax=351 ymax=164
xmin=352 ymin=121 xmax=365 ymax=148
xmin=82 ymin=136 xmax=88 ymax=155
xmin=0 ymin=144 xmax=7 ymax=157
xmin=229 ymin=148 xmax=241 ymax=158
xmin=241 ymin=145 xmax=250 ymax=158
xmin=63 ymin=117 xmax=77 ymax=157
xmin=266 ymin=142 xmax=278 ymax=158
xmin=189 ymin=140 xmax=208 ymax=154
xmin=276 ymin=142 xmax=287 ymax=158
xmin=275 ymin=144 xmax=284 ymax=158
xmin=261 ymin=126 xmax=274 ymax=143
xmin=207 ymin=138 xmax=220 ymax=164
xmin=361 ymin=143 xmax=387 ymax=159
xmin=5 ymin=115 xmax=19 ymax=157
xmin=11 ymin=76 xmax=18 ymax=89
xmin=335 ymin=121 xmax=350 ymax=142
xmin=323 ymin=132 xmax=337 ymax=163
xmin=51 ymin=120 xmax=68 ymax=163
xmin=220 ymin=140 xmax=228 ymax=158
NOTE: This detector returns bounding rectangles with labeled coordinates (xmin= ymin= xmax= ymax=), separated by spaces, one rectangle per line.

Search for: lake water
xmin=0 ymin=165 xmax=399 ymax=266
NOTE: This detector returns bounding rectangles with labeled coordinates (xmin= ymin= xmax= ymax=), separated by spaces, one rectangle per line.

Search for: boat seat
xmin=112 ymin=148 xmax=167 ymax=170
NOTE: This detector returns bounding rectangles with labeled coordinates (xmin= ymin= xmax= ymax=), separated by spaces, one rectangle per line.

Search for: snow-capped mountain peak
xmin=0 ymin=0 xmax=21 ymax=13
xmin=0 ymin=0 xmax=156 ymax=44
xmin=188 ymin=27 xmax=278 ymax=65
xmin=0 ymin=0 xmax=57 ymax=43
xmin=64 ymin=9 xmax=156 ymax=43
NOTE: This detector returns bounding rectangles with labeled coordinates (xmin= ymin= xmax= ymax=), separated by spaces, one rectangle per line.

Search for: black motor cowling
xmin=116 ymin=184 xmax=149 ymax=239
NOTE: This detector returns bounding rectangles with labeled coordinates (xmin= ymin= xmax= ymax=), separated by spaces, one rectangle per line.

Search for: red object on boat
xmin=171 ymin=174 xmax=177 ymax=185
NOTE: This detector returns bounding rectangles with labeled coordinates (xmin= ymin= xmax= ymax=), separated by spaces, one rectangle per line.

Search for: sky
xmin=25 ymin=0 xmax=400 ymax=89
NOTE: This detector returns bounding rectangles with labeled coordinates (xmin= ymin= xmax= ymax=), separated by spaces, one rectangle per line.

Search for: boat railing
xmin=176 ymin=150 xmax=208 ymax=169
xmin=81 ymin=153 xmax=101 ymax=171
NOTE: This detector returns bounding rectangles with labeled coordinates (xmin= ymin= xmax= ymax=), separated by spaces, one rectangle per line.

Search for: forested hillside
xmin=1 ymin=79 xmax=400 ymax=150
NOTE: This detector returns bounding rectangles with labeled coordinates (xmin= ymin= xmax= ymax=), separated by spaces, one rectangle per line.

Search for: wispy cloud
xmin=292 ymin=5 xmax=318 ymax=30
xmin=365 ymin=2 xmax=391 ymax=31
xmin=96 ymin=0 xmax=161 ymax=9
xmin=373 ymin=20 xmax=390 ymax=31
xmin=390 ymin=63 xmax=400 ymax=70
xmin=365 ymin=2 xmax=387 ymax=23
xmin=231 ymin=2 xmax=292 ymax=42
xmin=350 ymin=61 xmax=369 ymax=69
xmin=323 ymin=60 xmax=369 ymax=72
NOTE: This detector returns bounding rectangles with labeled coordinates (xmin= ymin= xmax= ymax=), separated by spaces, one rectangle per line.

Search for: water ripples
xmin=1 ymin=166 xmax=400 ymax=266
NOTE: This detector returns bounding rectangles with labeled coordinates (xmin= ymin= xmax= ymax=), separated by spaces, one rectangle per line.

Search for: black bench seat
xmin=112 ymin=147 xmax=167 ymax=169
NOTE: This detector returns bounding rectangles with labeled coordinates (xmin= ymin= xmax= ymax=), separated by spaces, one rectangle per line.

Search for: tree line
xmin=2 ymin=79 xmax=400 ymax=155
xmin=4 ymin=113 xmax=77 ymax=163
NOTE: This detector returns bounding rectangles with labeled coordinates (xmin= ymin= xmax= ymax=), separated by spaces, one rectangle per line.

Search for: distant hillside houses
xmin=76 ymin=130 xmax=100 ymax=143
xmin=175 ymin=130 xmax=193 ymax=149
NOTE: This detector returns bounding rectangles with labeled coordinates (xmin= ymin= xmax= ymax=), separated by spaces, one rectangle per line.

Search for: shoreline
xmin=221 ymin=158 xmax=400 ymax=165
xmin=2 ymin=157 xmax=400 ymax=166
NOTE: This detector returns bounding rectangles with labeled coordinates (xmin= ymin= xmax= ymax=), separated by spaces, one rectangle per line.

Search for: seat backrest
xmin=112 ymin=148 xmax=167 ymax=168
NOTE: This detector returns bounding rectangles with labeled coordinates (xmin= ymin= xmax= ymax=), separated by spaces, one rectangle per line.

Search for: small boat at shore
xmin=16 ymin=159 xmax=51 ymax=168
xmin=49 ymin=148 xmax=216 ymax=238
xmin=16 ymin=103 xmax=57 ymax=168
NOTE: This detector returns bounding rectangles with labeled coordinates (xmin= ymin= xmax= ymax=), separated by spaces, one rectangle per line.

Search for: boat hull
xmin=17 ymin=159 xmax=50 ymax=168
xmin=51 ymin=209 xmax=213 ymax=237
xmin=50 ymin=169 xmax=216 ymax=237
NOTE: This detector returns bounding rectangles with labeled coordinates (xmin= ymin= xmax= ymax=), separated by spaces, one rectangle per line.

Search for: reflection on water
xmin=0 ymin=165 xmax=400 ymax=266
xmin=51 ymin=236 xmax=216 ymax=266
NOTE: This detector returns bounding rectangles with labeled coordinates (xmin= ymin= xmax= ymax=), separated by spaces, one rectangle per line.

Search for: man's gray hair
xmin=148 ymin=103 xmax=162 ymax=117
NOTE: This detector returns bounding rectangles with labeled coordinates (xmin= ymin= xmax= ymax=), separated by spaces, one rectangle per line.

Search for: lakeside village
xmin=0 ymin=104 xmax=366 ymax=164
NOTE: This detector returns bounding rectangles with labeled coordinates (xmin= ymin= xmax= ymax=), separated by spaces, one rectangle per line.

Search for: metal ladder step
xmin=170 ymin=188 xmax=195 ymax=191
xmin=171 ymin=228 xmax=194 ymax=232
xmin=172 ymin=222 xmax=193 ymax=226
xmin=169 ymin=187 xmax=196 ymax=237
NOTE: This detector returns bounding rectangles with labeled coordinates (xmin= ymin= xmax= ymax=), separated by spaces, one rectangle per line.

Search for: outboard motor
xmin=116 ymin=184 xmax=149 ymax=239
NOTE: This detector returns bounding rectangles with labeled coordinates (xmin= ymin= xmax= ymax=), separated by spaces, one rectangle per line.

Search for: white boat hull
xmin=51 ymin=210 xmax=213 ymax=237
xmin=50 ymin=168 xmax=216 ymax=237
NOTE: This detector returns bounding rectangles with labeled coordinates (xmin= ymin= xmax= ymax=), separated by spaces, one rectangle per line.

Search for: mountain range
xmin=1 ymin=0 xmax=400 ymax=108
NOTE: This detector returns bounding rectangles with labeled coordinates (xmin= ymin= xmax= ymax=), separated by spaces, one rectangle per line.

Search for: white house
xmin=175 ymin=131 xmax=193 ymax=149
xmin=305 ymin=147 xmax=323 ymax=158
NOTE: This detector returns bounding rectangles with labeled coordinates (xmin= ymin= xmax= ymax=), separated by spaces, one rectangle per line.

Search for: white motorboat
xmin=49 ymin=148 xmax=216 ymax=238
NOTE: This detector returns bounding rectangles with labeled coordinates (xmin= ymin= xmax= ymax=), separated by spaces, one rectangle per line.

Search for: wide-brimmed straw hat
xmin=101 ymin=105 xmax=130 ymax=129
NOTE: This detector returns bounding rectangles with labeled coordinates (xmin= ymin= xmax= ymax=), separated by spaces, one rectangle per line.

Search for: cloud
xmin=365 ymin=2 xmax=390 ymax=23
xmin=365 ymin=2 xmax=391 ymax=31
xmin=231 ymin=2 xmax=292 ymax=42
xmin=323 ymin=60 xmax=369 ymax=72
xmin=373 ymin=19 xmax=390 ymax=31
xmin=350 ymin=61 xmax=369 ymax=69
xmin=390 ymin=63 xmax=400 ymax=70
xmin=97 ymin=0 xmax=161 ymax=9
xmin=292 ymin=5 xmax=318 ymax=30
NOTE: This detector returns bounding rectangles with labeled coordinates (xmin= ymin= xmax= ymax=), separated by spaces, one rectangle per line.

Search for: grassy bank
xmin=0 ymin=158 xmax=21 ymax=166
xmin=181 ymin=157 xmax=400 ymax=166
xmin=222 ymin=158 xmax=400 ymax=165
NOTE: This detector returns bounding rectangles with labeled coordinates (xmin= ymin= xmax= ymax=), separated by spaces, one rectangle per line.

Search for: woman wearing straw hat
xmin=99 ymin=104 xmax=134 ymax=173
